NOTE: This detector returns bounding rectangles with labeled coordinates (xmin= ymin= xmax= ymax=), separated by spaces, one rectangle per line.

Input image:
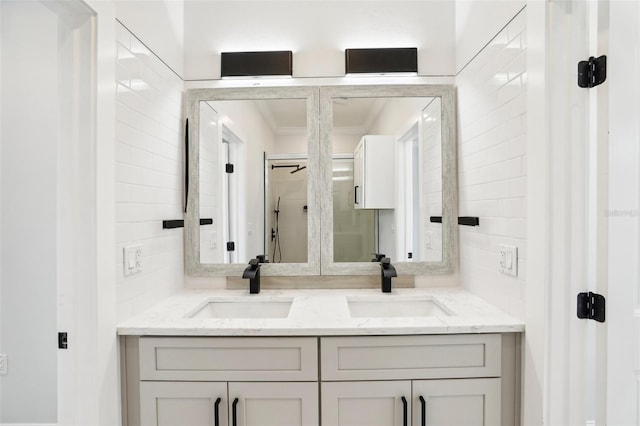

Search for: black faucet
xmin=380 ymin=257 xmax=397 ymax=293
xmin=371 ymin=253 xmax=386 ymax=262
xmin=243 ymin=258 xmax=261 ymax=294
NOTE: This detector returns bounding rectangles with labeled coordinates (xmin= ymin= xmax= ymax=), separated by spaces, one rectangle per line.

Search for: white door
xmin=228 ymin=382 xmax=318 ymax=426
xmin=545 ymin=1 xmax=640 ymax=424
xmin=397 ymin=124 xmax=420 ymax=261
xmin=221 ymin=126 xmax=246 ymax=263
xmin=412 ymin=378 xmax=500 ymax=426
xmin=605 ymin=0 xmax=640 ymax=424
xmin=1 ymin=1 xmax=96 ymax=423
xmin=321 ymin=381 xmax=411 ymax=426
xmin=140 ymin=381 xmax=228 ymax=426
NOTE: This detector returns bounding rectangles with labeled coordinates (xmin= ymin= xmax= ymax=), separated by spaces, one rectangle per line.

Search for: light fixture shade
xmin=345 ymin=48 xmax=418 ymax=75
xmin=221 ymin=51 xmax=293 ymax=77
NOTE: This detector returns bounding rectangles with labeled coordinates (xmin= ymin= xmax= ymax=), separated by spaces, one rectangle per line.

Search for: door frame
xmin=50 ymin=1 xmax=98 ymax=423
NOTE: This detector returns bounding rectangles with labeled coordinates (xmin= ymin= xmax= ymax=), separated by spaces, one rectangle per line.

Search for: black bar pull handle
xmin=232 ymin=398 xmax=239 ymax=426
xmin=419 ymin=396 xmax=426 ymax=426
xmin=354 ymin=185 xmax=359 ymax=205
xmin=401 ymin=396 xmax=408 ymax=426
xmin=429 ymin=216 xmax=480 ymax=226
xmin=214 ymin=397 xmax=221 ymax=426
xmin=184 ymin=119 xmax=189 ymax=214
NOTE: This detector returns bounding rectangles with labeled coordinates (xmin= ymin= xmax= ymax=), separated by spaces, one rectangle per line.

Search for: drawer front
xmin=321 ymin=334 xmax=501 ymax=381
xmin=139 ymin=336 xmax=318 ymax=381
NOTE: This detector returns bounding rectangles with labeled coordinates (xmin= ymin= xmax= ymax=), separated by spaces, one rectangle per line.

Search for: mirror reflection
xmin=198 ymin=98 xmax=308 ymax=264
xmin=331 ymin=96 xmax=443 ymax=263
xmin=266 ymin=157 xmax=308 ymax=263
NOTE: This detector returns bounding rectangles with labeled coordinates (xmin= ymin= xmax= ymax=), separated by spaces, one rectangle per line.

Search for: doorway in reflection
xmin=265 ymin=157 xmax=308 ymax=263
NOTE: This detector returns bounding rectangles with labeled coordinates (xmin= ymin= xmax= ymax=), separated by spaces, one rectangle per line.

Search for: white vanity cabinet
xmin=121 ymin=333 xmax=519 ymax=426
xmin=122 ymin=336 xmax=319 ymax=426
xmin=353 ymin=135 xmax=396 ymax=209
xmin=320 ymin=334 xmax=510 ymax=426
xmin=322 ymin=380 xmax=411 ymax=426
xmin=411 ymin=378 xmax=501 ymax=426
xmin=140 ymin=381 xmax=318 ymax=426
xmin=321 ymin=379 xmax=500 ymax=426
xmin=140 ymin=381 xmax=228 ymax=426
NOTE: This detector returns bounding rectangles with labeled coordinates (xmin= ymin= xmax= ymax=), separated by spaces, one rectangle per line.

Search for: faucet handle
xmin=256 ymin=254 xmax=269 ymax=263
xmin=380 ymin=257 xmax=391 ymax=267
xmin=247 ymin=258 xmax=260 ymax=269
xmin=371 ymin=253 xmax=386 ymax=262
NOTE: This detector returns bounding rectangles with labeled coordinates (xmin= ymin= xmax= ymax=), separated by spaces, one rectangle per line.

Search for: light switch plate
xmin=123 ymin=244 xmax=142 ymax=276
xmin=498 ymin=244 xmax=518 ymax=277
xmin=425 ymin=231 xmax=433 ymax=249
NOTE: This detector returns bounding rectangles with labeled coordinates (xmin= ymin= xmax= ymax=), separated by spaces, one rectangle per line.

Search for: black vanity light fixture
xmin=345 ymin=47 xmax=418 ymax=75
xmin=221 ymin=51 xmax=293 ymax=78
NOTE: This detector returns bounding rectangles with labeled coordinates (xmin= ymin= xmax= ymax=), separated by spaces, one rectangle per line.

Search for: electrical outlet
xmin=0 ymin=354 xmax=7 ymax=375
xmin=498 ymin=244 xmax=518 ymax=277
xmin=123 ymin=244 xmax=142 ymax=276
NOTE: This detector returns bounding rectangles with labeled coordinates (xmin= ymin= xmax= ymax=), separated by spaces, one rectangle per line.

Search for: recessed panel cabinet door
xmin=412 ymin=378 xmax=501 ymax=426
xmin=140 ymin=381 xmax=228 ymax=426
xmin=228 ymin=382 xmax=319 ymax=426
xmin=321 ymin=380 xmax=411 ymax=426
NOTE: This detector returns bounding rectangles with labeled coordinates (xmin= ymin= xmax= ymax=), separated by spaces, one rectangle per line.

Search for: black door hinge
xmin=225 ymin=163 xmax=234 ymax=173
xmin=227 ymin=241 xmax=235 ymax=251
xmin=58 ymin=332 xmax=68 ymax=349
xmin=577 ymin=292 xmax=606 ymax=322
xmin=578 ymin=55 xmax=607 ymax=88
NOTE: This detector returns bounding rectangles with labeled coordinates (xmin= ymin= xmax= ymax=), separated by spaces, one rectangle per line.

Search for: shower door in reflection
xmin=264 ymin=156 xmax=308 ymax=263
xmin=332 ymin=157 xmax=376 ymax=262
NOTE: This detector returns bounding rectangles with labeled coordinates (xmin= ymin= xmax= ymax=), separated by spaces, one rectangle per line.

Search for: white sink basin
xmin=347 ymin=298 xmax=451 ymax=318
xmin=187 ymin=299 xmax=293 ymax=319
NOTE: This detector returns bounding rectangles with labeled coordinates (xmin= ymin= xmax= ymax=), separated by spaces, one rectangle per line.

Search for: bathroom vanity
xmin=118 ymin=288 xmax=523 ymax=426
xmin=118 ymin=83 xmax=523 ymax=425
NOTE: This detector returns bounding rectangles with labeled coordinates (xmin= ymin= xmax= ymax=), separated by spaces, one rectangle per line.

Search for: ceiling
xmin=182 ymin=1 xmax=456 ymax=80
xmin=253 ymin=97 xmax=388 ymax=133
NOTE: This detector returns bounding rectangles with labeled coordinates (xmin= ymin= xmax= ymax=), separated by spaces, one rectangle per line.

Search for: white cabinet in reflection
xmin=353 ymin=135 xmax=395 ymax=210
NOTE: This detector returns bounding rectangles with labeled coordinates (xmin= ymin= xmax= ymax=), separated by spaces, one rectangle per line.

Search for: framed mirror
xmin=185 ymin=87 xmax=320 ymax=276
xmin=319 ymin=85 xmax=457 ymax=275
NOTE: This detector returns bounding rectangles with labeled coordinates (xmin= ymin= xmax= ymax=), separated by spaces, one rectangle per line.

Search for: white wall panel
xmin=456 ymin=9 xmax=527 ymax=319
xmin=115 ymin=22 xmax=185 ymax=321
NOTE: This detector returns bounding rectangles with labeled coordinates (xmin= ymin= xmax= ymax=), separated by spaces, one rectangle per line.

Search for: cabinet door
xmin=412 ymin=378 xmax=500 ymax=426
xmin=228 ymin=382 xmax=318 ymax=426
xmin=353 ymin=141 xmax=364 ymax=209
xmin=321 ymin=381 xmax=411 ymax=426
xmin=140 ymin=381 xmax=228 ymax=426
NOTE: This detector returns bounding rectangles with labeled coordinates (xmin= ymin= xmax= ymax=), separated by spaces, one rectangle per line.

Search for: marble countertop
xmin=117 ymin=287 xmax=524 ymax=336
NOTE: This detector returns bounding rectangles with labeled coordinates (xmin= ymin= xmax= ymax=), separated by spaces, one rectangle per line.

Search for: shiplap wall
xmin=115 ymin=22 xmax=184 ymax=320
xmin=456 ymin=10 xmax=527 ymax=318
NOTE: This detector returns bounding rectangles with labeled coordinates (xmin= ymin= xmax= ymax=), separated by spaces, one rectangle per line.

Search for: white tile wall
xmin=456 ymin=10 xmax=527 ymax=318
xmin=115 ymin=22 xmax=184 ymax=321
